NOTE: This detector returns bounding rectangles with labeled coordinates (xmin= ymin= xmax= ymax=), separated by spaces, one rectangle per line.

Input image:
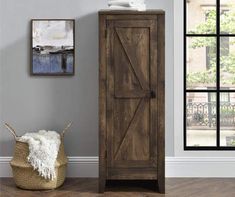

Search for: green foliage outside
xmin=221 ymin=107 xmax=235 ymax=115
xmin=187 ymin=4 xmax=235 ymax=88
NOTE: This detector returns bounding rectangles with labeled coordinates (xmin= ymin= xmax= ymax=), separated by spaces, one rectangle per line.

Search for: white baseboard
xmin=0 ymin=157 xmax=12 ymax=178
xmin=0 ymin=157 xmax=99 ymax=178
xmin=1 ymin=156 xmax=235 ymax=178
xmin=166 ymin=157 xmax=235 ymax=177
xmin=67 ymin=157 xmax=98 ymax=177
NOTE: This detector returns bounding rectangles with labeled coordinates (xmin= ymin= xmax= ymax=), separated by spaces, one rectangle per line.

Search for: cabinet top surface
xmin=99 ymin=9 xmax=165 ymax=15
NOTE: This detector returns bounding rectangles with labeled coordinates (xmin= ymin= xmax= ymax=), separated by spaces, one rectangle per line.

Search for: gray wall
xmin=0 ymin=0 xmax=174 ymax=156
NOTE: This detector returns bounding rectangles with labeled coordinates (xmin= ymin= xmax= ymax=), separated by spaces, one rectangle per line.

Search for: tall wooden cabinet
xmin=99 ymin=10 xmax=165 ymax=193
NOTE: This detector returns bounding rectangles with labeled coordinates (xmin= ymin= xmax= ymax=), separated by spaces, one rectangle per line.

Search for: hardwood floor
xmin=1 ymin=178 xmax=235 ymax=197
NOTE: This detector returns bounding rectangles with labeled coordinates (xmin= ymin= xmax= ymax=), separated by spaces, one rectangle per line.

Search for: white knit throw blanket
xmin=108 ymin=0 xmax=146 ymax=11
xmin=19 ymin=130 xmax=61 ymax=180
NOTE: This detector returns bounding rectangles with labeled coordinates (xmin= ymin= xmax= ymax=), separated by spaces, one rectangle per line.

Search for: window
xmin=184 ymin=0 xmax=235 ymax=150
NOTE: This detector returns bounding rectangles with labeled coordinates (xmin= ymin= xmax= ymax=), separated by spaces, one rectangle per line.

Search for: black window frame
xmin=184 ymin=0 xmax=235 ymax=150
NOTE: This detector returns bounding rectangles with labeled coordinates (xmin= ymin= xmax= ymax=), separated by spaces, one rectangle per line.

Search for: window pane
xmin=220 ymin=0 xmax=235 ymax=34
xmin=187 ymin=37 xmax=217 ymax=89
xmin=187 ymin=0 xmax=216 ymax=34
xmin=186 ymin=93 xmax=217 ymax=146
xmin=220 ymin=93 xmax=235 ymax=146
xmin=220 ymin=37 xmax=235 ymax=89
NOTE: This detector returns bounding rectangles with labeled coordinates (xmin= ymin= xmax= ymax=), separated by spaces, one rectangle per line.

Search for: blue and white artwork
xmin=32 ymin=20 xmax=74 ymax=75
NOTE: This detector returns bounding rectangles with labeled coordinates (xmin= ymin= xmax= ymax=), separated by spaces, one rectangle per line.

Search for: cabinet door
xmin=106 ymin=19 xmax=158 ymax=169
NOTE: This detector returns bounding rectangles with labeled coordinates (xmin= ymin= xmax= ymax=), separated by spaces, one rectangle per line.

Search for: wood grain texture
xmin=98 ymin=14 xmax=107 ymax=193
xmin=156 ymin=14 xmax=165 ymax=194
xmin=106 ymin=15 xmax=158 ymax=20
xmin=1 ymin=178 xmax=235 ymax=197
xmin=99 ymin=10 xmax=165 ymax=193
xmin=107 ymin=19 xmax=155 ymax=169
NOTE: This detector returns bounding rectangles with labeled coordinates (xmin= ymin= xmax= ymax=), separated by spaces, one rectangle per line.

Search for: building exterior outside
xmin=186 ymin=0 xmax=235 ymax=146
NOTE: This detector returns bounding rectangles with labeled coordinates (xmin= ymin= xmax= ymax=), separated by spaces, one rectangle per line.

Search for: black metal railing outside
xmin=187 ymin=102 xmax=235 ymax=128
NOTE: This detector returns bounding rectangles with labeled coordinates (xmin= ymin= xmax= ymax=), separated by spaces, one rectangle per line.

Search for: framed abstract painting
xmin=31 ymin=19 xmax=75 ymax=75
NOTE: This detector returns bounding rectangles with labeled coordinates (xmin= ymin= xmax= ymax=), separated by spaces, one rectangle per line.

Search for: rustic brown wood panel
xmin=107 ymin=20 xmax=154 ymax=169
xmin=106 ymin=20 xmax=115 ymax=169
xmin=98 ymin=14 xmax=107 ymax=193
xmin=99 ymin=10 xmax=165 ymax=194
xmin=157 ymin=14 xmax=165 ymax=194
xmin=107 ymin=168 xmax=158 ymax=180
xmin=106 ymin=15 xmax=158 ymax=20
xmin=113 ymin=98 xmax=149 ymax=162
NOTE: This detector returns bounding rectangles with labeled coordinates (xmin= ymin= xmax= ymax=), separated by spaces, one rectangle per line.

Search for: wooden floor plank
xmin=1 ymin=178 xmax=235 ymax=197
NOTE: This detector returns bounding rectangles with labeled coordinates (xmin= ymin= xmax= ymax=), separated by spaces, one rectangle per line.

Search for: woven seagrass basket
xmin=5 ymin=122 xmax=72 ymax=190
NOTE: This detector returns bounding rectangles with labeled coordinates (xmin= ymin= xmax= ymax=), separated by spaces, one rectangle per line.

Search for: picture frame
xmin=31 ymin=19 xmax=75 ymax=76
